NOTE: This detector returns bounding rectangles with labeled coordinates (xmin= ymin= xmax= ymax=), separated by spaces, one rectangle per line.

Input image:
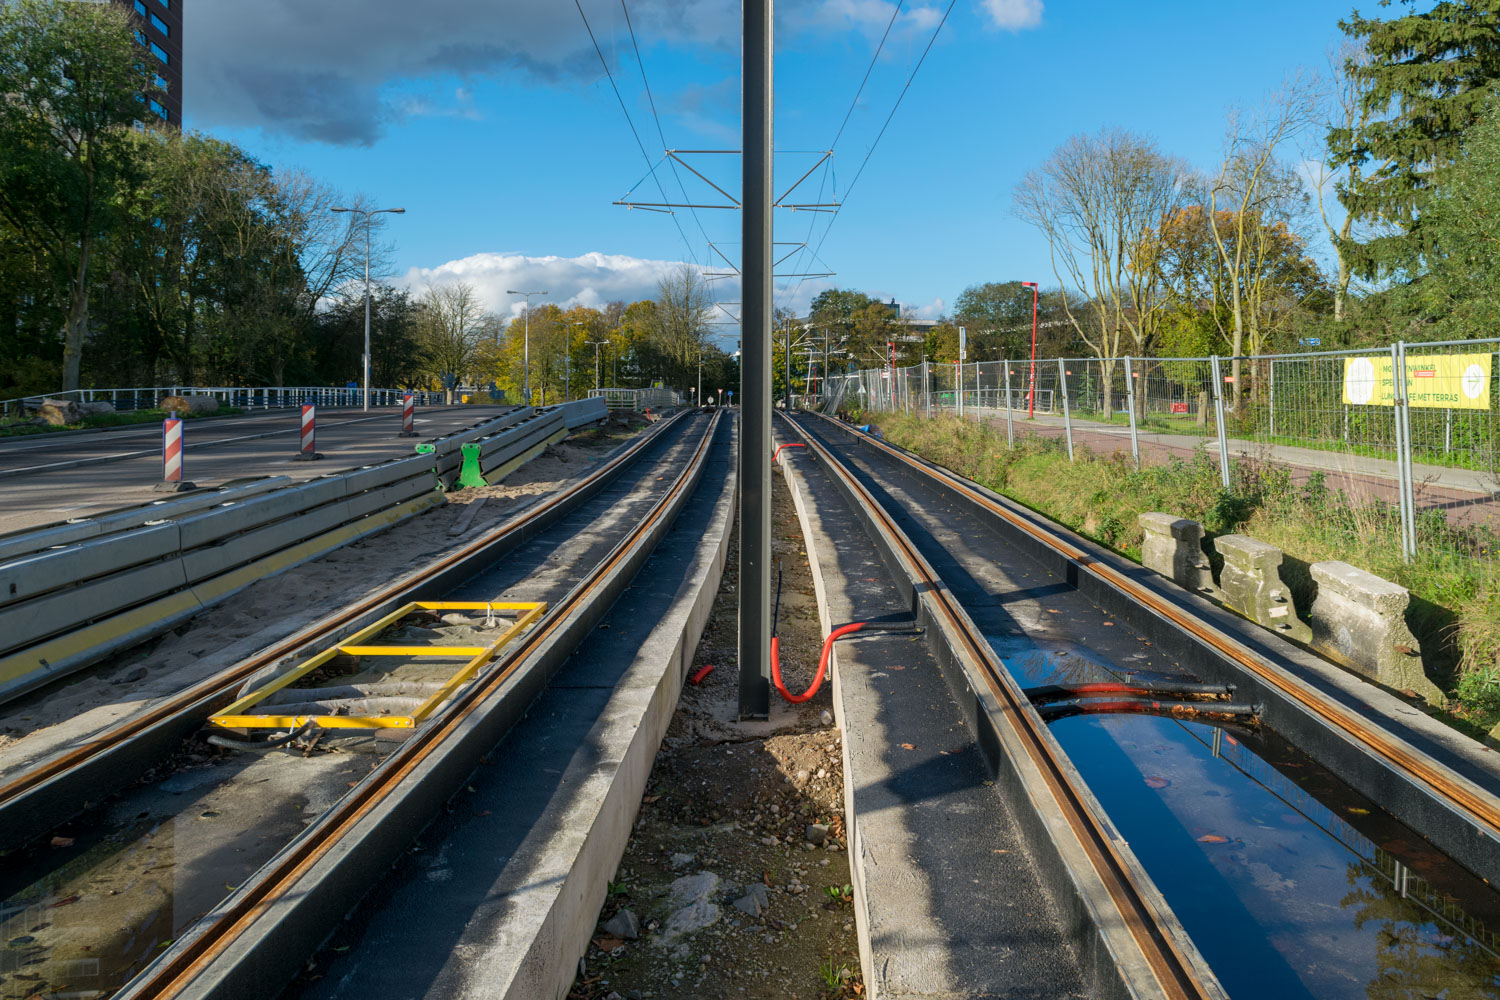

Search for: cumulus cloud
xmin=978 ymin=0 xmax=1043 ymax=31
xmin=400 ymin=249 xmax=741 ymax=321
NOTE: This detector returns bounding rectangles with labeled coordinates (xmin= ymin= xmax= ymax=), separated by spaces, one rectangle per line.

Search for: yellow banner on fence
xmin=1341 ymin=353 xmax=1492 ymax=410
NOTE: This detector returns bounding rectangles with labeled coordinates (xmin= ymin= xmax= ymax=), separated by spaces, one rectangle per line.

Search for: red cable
xmin=772 ymin=442 xmax=806 ymax=462
xmin=771 ymin=622 xmax=868 ymax=704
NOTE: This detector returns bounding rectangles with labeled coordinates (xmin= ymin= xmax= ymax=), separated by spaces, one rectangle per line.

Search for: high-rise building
xmin=115 ymin=0 xmax=180 ymax=125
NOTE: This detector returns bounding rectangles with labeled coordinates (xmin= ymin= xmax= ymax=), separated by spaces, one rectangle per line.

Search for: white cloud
xmin=978 ymin=0 xmax=1043 ymax=31
xmin=400 ymin=250 xmax=741 ymax=331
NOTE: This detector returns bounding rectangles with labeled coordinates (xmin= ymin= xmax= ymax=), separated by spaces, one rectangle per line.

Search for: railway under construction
xmin=0 ymin=399 xmax=1497 ymax=999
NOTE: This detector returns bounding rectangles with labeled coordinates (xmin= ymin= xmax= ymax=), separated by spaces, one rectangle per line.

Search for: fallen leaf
xmin=1047 ymin=609 xmax=1061 ymax=614
xmin=1197 ymin=834 xmax=1229 ymax=844
xmin=592 ymin=935 xmax=625 ymax=952
xmin=49 ymin=836 xmax=73 ymax=848
xmin=1346 ymin=806 xmax=1371 ymax=816
xmin=47 ymin=895 xmax=80 ymax=909
xmin=1144 ymin=776 xmax=1170 ymax=789
xmin=642 ymin=794 xmax=661 ymax=804
xmin=889 ymin=664 xmax=905 ymax=671
xmin=900 ymin=743 xmax=916 ymax=750
xmin=1102 ymin=621 xmax=1115 ymax=626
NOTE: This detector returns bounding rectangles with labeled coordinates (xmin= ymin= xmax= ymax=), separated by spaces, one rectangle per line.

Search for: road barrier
xmin=400 ymin=393 xmax=417 ymax=437
xmin=1 ymin=385 xmax=445 ymax=418
xmin=158 ymin=416 xmax=189 ymax=492
xmin=0 ymin=397 xmax=609 ymax=704
xmin=294 ymin=404 xmax=321 ymax=461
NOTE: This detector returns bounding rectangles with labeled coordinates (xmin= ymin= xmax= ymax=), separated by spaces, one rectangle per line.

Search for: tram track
xmin=782 ymin=408 xmax=1500 ymax=999
xmin=0 ymin=408 xmax=697 ymax=853
xmin=87 ymin=408 xmax=727 ymax=1000
xmin=782 ymin=411 xmax=1221 ymax=1000
xmin=790 ymin=411 xmax=1500 ymax=886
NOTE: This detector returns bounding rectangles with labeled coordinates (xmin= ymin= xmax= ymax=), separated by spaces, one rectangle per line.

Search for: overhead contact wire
xmin=575 ymin=0 xmax=700 ymax=266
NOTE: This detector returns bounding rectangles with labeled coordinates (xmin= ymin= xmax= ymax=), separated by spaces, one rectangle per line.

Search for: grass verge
xmin=856 ymin=410 xmax=1500 ymax=733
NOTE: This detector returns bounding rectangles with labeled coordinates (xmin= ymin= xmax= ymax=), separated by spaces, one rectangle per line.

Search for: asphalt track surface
xmin=0 ymin=405 xmax=513 ymax=533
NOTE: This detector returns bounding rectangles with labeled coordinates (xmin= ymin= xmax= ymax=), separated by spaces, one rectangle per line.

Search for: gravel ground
xmin=570 ymin=464 xmax=864 ymax=1000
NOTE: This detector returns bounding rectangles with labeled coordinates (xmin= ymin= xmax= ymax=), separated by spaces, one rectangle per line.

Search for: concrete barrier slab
xmin=1138 ymin=512 xmax=1217 ymax=595
xmin=1215 ymin=534 xmax=1312 ymax=643
xmin=1308 ymin=560 xmax=1441 ymax=703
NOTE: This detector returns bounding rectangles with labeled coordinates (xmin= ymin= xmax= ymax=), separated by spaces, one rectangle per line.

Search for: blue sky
xmin=184 ymin=0 xmax=1361 ymax=347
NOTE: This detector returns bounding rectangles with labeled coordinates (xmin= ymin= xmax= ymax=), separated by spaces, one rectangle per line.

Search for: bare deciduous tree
xmin=1013 ymin=129 xmax=1189 ymax=414
xmin=416 ymin=283 xmax=489 ymax=400
xmin=1208 ymin=71 xmax=1322 ymax=405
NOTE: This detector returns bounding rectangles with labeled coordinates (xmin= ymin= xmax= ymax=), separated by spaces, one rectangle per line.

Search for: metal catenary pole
xmin=1123 ymin=355 xmax=1140 ymax=469
xmin=1209 ymin=355 xmax=1231 ymax=488
xmin=1058 ymin=358 xmax=1074 ymax=462
xmin=738 ymin=0 xmax=773 ymax=720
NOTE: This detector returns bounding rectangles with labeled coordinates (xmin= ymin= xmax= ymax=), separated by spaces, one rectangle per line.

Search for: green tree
xmin=1334 ymin=0 xmax=1500 ymax=279
xmin=952 ymin=281 xmax=1038 ymax=359
xmin=1419 ymin=100 xmax=1500 ymax=337
xmin=0 ymin=0 xmax=156 ymax=389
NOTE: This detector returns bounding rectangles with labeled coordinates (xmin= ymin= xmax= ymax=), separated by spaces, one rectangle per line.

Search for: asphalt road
xmin=0 ymin=405 xmax=515 ymax=534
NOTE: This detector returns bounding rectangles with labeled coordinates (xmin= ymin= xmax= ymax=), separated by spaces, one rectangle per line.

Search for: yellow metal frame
xmin=209 ymin=601 xmax=546 ymax=731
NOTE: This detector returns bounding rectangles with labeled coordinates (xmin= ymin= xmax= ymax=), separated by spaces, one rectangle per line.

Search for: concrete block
xmin=1137 ymin=513 xmax=1216 ymax=594
xmin=1308 ymin=561 xmax=1441 ymax=703
xmin=1214 ymin=534 xmax=1311 ymax=643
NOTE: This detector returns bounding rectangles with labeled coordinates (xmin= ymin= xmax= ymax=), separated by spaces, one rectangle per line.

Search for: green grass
xmin=858 ymin=409 xmax=1500 ymax=732
xmin=0 ymin=406 xmax=245 ymax=438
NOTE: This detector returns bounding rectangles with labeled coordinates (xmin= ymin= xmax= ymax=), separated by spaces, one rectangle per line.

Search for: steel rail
xmin=122 ymin=408 xmax=725 ymax=999
xmin=802 ymin=411 xmax=1500 ymax=845
xmin=788 ymin=414 xmax=1212 ymax=1000
xmin=0 ymin=410 xmax=694 ymax=819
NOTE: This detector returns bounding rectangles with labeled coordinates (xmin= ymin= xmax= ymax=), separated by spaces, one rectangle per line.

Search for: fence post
xmin=1123 ymin=355 xmax=1140 ymax=470
xmin=1003 ymin=361 xmax=1014 ymax=448
xmin=1269 ymin=358 xmax=1276 ymax=439
xmin=1209 ymin=355 xmax=1231 ymax=489
xmin=974 ymin=362 xmax=982 ymax=423
xmin=1058 ymin=358 xmax=1075 ymax=462
xmin=1393 ymin=341 xmax=1417 ymax=560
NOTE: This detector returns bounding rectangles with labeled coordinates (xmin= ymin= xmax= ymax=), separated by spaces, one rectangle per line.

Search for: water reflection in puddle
xmin=989 ymin=633 xmax=1500 ymax=999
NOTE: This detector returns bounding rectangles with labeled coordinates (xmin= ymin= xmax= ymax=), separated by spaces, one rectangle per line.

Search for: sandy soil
xmin=568 ymin=464 xmax=864 ymax=1000
xmin=0 ymin=421 xmax=646 ymax=763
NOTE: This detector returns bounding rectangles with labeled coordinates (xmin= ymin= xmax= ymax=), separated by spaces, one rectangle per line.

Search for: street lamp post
xmin=587 ymin=340 xmax=608 ymax=394
xmin=506 ymin=289 xmax=548 ymax=405
xmin=1021 ymin=281 xmax=1039 ymax=418
xmin=565 ymin=321 xmax=588 ymax=402
xmin=330 ymin=205 xmax=405 ymax=411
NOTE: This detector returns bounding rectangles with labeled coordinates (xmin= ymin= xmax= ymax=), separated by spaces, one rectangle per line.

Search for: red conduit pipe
xmin=772 ymin=442 xmax=806 ymax=462
xmin=771 ymin=622 xmax=869 ymax=704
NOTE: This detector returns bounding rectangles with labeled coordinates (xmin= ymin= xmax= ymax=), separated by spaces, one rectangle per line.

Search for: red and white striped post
xmin=153 ymin=412 xmax=195 ymax=492
xmin=293 ymin=403 xmax=323 ymax=461
xmin=399 ymin=392 xmax=417 ymax=437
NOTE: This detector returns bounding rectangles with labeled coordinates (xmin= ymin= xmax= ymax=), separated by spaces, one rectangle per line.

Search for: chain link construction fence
xmin=831 ymin=340 xmax=1500 ymax=584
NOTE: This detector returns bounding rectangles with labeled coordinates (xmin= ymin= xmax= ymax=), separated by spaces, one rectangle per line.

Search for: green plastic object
xmin=414 ymin=442 xmax=435 ymax=455
xmin=456 ymin=441 xmax=488 ymax=489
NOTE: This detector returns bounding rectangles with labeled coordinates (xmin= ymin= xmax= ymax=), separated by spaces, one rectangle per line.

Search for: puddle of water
xmin=0 ymin=751 xmax=361 ymax=999
xmin=988 ymin=633 xmax=1500 ymax=1000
